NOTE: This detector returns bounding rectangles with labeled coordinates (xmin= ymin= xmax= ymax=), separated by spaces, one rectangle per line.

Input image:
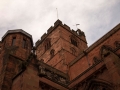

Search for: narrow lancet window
xmin=50 ymin=49 xmax=55 ymax=58
xmin=22 ymin=39 xmax=27 ymax=49
xmin=12 ymin=37 xmax=16 ymax=46
xmin=44 ymin=38 xmax=51 ymax=51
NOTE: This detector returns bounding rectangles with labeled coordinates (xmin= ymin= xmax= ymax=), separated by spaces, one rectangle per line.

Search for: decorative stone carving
xmin=46 ymin=70 xmax=52 ymax=78
xmin=38 ymin=66 xmax=69 ymax=85
xmin=115 ymin=41 xmax=120 ymax=48
xmin=100 ymin=45 xmax=113 ymax=59
xmin=93 ymin=57 xmax=100 ymax=64
xmin=38 ymin=65 xmax=46 ymax=77
xmin=59 ymin=77 xmax=67 ymax=84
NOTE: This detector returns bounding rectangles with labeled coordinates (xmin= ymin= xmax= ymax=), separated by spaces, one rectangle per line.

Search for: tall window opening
xmin=50 ymin=49 xmax=55 ymax=58
xmin=70 ymin=36 xmax=78 ymax=47
xmin=22 ymin=39 xmax=27 ymax=49
xmin=44 ymin=38 xmax=51 ymax=51
xmin=12 ymin=37 xmax=16 ymax=46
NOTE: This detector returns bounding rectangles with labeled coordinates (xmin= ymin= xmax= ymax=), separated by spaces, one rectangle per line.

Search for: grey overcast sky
xmin=0 ymin=0 xmax=120 ymax=46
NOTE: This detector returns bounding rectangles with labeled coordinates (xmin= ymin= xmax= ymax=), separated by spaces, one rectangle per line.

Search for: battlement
xmin=35 ymin=19 xmax=85 ymax=47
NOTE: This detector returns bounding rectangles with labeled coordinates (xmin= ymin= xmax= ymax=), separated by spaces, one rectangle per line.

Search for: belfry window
xmin=44 ymin=38 xmax=51 ymax=51
xmin=71 ymin=37 xmax=78 ymax=47
xmin=12 ymin=37 xmax=16 ymax=46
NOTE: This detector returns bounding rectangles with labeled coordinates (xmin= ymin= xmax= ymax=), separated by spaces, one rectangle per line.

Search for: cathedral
xmin=0 ymin=19 xmax=120 ymax=90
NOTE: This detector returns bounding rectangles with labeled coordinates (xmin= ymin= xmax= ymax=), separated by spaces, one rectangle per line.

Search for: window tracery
xmin=44 ymin=38 xmax=51 ymax=51
xmin=70 ymin=36 xmax=78 ymax=47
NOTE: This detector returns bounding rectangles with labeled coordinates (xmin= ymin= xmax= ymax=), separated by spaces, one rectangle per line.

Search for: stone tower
xmin=0 ymin=29 xmax=33 ymax=90
xmin=0 ymin=20 xmax=120 ymax=90
xmin=1 ymin=29 xmax=33 ymax=60
xmin=36 ymin=20 xmax=88 ymax=73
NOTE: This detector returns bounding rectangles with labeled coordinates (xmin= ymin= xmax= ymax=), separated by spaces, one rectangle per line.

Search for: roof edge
xmin=69 ymin=23 xmax=120 ymax=66
xmin=2 ymin=29 xmax=33 ymax=45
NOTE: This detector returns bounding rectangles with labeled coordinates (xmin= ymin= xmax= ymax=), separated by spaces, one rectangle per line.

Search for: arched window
xmin=44 ymin=38 xmax=51 ymax=51
xmin=50 ymin=49 xmax=55 ymax=58
xmin=85 ymin=79 xmax=113 ymax=90
xmin=70 ymin=36 xmax=78 ymax=47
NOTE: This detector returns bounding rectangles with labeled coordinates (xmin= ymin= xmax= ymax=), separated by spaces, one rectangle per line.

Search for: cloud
xmin=0 ymin=0 xmax=120 ymax=46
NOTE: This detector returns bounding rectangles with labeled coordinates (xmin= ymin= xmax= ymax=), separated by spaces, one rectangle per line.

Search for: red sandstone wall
xmin=69 ymin=27 xmax=120 ymax=80
xmin=12 ymin=62 xmax=68 ymax=90
xmin=59 ymin=26 xmax=87 ymax=52
xmin=12 ymin=64 xmax=40 ymax=90
xmin=12 ymin=75 xmax=22 ymax=90
xmin=2 ymin=33 xmax=32 ymax=60
xmin=36 ymin=25 xmax=87 ymax=73
xmin=36 ymin=28 xmax=61 ymax=62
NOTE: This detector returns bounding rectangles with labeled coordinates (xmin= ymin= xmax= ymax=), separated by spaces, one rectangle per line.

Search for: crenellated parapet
xmin=35 ymin=19 xmax=86 ymax=47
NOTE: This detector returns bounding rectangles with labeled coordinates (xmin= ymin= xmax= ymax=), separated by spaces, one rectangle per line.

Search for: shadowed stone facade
xmin=0 ymin=20 xmax=120 ymax=90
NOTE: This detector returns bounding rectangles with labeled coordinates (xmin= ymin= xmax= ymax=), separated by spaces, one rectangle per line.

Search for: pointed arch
xmin=43 ymin=38 xmax=51 ymax=51
xmin=84 ymin=79 xmax=114 ymax=90
xmin=70 ymin=35 xmax=78 ymax=47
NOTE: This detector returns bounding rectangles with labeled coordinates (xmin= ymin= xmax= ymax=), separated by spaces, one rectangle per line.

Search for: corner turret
xmin=1 ymin=29 xmax=33 ymax=60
